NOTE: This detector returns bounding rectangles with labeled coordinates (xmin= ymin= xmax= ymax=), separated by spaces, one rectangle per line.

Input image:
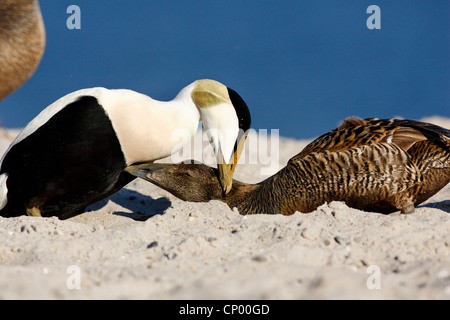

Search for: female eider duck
xmin=0 ymin=80 xmax=251 ymax=218
xmin=0 ymin=0 xmax=45 ymax=100
xmin=126 ymin=117 xmax=450 ymax=215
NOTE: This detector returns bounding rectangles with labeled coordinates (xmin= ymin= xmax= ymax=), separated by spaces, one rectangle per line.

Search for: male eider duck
xmin=0 ymin=80 xmax=251 ymax=218
xmin=126 ymin=117 xmax=450 ymax=215
xmin=0 ymin=0 xmax=45 ymax=100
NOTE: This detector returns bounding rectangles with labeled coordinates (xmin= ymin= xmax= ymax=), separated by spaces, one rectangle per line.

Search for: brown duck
xmin=0 ymin=0 xmax=45 ymax=100
xmin=126 ymin=118 xmax=450 ymax=215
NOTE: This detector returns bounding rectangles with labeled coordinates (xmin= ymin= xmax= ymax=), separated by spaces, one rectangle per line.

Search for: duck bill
xmin=125 ymin=162 xmax=170 ymax=181
xmin=217 ymin=135 xmax=247 ymax=195
xmin=217 ymin=158 xmax=234 ymax=195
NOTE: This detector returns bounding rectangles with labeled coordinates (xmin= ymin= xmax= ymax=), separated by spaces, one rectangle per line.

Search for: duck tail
xmin=403 ymin=120 xmax=450 ymax=150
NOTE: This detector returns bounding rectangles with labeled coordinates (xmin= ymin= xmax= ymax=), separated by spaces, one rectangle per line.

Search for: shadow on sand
xmin=85 ymin=188 xmax=172 ymax=221
xmin=419 ymin=200 xmax=450 ymax=213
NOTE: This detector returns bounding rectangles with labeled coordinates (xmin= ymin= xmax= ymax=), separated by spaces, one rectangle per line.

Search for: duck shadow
xmin=86 ymin=188 xmax=172 ymax=221
xmin=419 ymin=200 xmax=450 ymax=213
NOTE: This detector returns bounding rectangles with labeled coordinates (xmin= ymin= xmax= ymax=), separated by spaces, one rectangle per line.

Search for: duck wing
xmin=362 ymin=118 xmax=450 ymax=172
xmin=293 ymin=117 xmax=449 ymax=161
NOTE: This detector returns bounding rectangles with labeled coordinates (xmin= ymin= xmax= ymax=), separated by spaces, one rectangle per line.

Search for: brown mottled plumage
xmin=0 ymin=0 xmax=45 ymax=100
xmin=126 ymin=118 xmax=450 ymax=215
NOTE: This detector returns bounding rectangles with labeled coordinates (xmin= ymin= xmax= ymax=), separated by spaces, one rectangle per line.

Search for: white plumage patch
xmin=99 ymin=85 xmax=200 ymax=165
xmin=199 ymin=102 xmax=239 ymax=164
xmin=0 ymin=173 xmax=8 ymax=210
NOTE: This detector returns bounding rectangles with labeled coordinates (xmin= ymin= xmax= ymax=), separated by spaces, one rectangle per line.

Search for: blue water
xmin=0 ymin=0 xmax=448 ymax=139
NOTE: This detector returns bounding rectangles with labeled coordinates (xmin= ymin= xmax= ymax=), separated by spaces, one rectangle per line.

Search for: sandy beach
xmin=0 ymin=116 xmax=448 ymax=300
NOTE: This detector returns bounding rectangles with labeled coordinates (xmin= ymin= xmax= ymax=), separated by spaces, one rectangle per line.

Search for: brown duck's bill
xmin=125 ymin=163 xmax=173 ymax=181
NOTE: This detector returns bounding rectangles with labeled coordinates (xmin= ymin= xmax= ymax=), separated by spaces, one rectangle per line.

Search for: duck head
xmin=191 ymin=79 xmax=251 ymax=194
xmin=126 ymin=162 xmax=222 ymax=202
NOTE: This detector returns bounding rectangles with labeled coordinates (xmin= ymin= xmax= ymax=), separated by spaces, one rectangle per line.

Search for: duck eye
xmin=183 ymin=172 xmax=192 ymax=177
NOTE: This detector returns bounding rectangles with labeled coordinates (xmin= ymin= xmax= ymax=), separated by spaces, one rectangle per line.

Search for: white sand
xmin=0 ymin=117 xmax=448 ymax=300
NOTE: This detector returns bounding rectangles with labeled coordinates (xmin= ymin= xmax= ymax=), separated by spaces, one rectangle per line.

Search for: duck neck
xmin=224 ymin=173 xmax=287 ymax=215
xmin=223 ymin=165 xmax=311 ymax=215
xmin=101 ymin=85 xmax=200 ymax=165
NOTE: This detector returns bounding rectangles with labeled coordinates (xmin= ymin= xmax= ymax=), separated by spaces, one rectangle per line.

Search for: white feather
xmin=0 ymin=173 xmax=8 ymax=210
xmin=100 ymin=84 xmax=200 ymax=165
xmin=200 ymin=102 xmax=239 ymax=164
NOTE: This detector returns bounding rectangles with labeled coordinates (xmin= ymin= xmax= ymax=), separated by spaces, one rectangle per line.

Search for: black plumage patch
xmin=227 ymin=87 xmax=251 ymax=132
xmin=0 ymin=96 xmax=133 ymax=218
